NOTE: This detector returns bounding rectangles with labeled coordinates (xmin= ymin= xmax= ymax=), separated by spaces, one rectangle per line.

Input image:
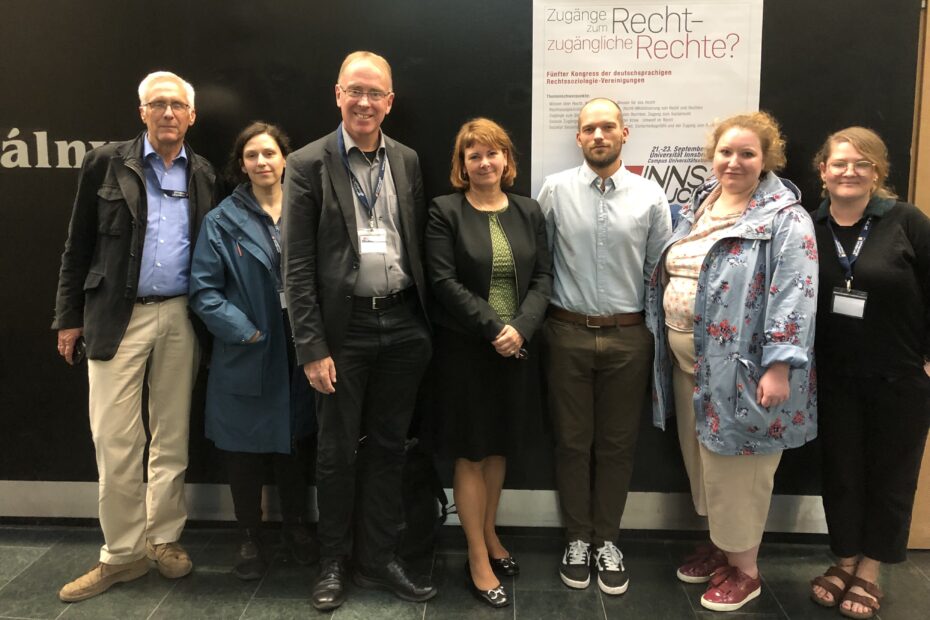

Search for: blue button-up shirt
xmin=537 ymin=162 xmax=672 ymax=315
xmin=138 ymin=135 xmax=191 ymax=297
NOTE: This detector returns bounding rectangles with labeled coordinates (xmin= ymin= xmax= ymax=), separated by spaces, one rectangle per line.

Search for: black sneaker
xmin=559 ymin=540 xmax=591 ymax=589
xmin=594 ymin=541 xmax=629 ymax=595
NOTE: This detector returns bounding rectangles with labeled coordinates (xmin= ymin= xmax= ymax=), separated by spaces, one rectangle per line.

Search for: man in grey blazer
xmin=281 ymin=51 xmax=435 ymax=611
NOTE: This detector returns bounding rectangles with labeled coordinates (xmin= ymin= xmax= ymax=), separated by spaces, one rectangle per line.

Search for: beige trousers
xmin=666 ymin=328 xmax=781 ymax=553
xmin=87 ymin=297 xmax=198 ymax=564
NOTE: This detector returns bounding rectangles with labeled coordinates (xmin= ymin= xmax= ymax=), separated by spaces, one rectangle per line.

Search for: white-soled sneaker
xmin=594 ymin=541 xmax=629 ymax=595
xmin=559 ymin=540 xmax=591 ymax=589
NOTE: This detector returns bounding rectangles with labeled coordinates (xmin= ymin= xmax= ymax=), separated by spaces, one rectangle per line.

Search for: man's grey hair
xmin=137 ymin=71 xmax=196 ymax=108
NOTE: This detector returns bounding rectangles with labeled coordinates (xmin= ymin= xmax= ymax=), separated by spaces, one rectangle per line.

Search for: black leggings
xmin=224 ymin=448 xmax=310 ymax=531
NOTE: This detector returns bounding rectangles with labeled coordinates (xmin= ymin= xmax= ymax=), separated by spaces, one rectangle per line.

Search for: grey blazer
xmin=281 ymin=129 xmax=429 ymax=364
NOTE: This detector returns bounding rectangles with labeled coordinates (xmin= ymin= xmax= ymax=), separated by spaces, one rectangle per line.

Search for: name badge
xmin=359 ymin=227 xmax=387 ymax=254
xmin=279 ymin=291 xmax=287 ymax=309
xmin=831 ymin=287 xmax=867 ymax=318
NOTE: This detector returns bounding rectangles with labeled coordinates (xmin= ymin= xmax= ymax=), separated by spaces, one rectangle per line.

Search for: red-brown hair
xmin=449 ymin=118 xmax=517 ymax=190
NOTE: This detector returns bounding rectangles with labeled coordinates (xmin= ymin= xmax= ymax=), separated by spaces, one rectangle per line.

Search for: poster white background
xmin=532 ymin=0 xmax=763 ymax=208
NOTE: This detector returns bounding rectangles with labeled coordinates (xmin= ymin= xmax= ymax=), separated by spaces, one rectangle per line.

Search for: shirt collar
xmin=814 ymin=195 xmax=896 ymax=222
xmin=579 ymin=160 xmax=627 ymax=191
xmin=142 ymin=134 xmax=187 ymax=166
xmin=340 ymin=125 xmax=386 ymax=157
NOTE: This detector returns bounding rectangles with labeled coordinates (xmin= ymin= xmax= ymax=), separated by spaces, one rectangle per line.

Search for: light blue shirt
xmin=537 ymin=162 xmax=672 ymax=315
xmin=138 ymin=135 xmax=191 ymax=297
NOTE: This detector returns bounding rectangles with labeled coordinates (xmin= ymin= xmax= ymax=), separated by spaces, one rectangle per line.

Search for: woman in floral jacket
xmin=645 ymin=112 xmax=818 ymax=612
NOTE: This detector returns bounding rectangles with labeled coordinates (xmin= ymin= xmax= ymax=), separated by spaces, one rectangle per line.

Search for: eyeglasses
xmin=826 ymin=160 xmax=875 ymax=175
xmin=337 ymin=85 xmax=391 ymax=102
xmin=143 ymin=100 xmax=191 ymax=113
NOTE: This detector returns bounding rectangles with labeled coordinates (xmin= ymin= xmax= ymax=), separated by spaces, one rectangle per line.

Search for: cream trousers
xmin=87 ymin=297 xmax=198 ymax=564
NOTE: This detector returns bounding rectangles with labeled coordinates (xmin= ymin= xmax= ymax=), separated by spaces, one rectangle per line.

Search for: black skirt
xmin=431 ymin=325 xmax=540 ymax=461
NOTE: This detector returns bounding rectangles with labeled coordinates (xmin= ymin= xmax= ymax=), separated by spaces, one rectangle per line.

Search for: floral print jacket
xmin=645 ymin=172 xmax=818 ymax=455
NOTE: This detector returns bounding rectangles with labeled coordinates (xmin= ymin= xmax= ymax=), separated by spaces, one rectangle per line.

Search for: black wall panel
xmin=0 ymin=1 xmax=920 ymax=496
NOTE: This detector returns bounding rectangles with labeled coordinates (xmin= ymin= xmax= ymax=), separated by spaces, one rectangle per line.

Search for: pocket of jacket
xmin=214 ymin=342 xmax=265 ymax=396
xmin=83 ymin=271 xmax=104 ymax=291
xmin=96 ymin=185 xmax=126 ymax=235
xmin=733 ymin=355 xmax=770 ymax=423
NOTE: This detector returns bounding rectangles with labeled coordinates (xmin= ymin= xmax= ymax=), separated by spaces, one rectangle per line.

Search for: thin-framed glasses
xmin=337 ymin=85 xmax=391 ymax=102
xmin=827 ymin=160 xmax=874 ymax=175
xmin=143 ymin=100 xmax=190 ymax=113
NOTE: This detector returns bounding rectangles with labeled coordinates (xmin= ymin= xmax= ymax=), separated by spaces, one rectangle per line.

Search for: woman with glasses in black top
xmin=809 ymin=127 xmax=930 ymax=619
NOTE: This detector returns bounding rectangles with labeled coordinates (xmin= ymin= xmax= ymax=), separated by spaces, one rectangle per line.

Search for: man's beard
xmin=583 ymin=146 xmax=620 ymax=170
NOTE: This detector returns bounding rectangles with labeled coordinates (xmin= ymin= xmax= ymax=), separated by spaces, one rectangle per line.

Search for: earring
xmin=460 ymin=170 xmax=468 ymax=181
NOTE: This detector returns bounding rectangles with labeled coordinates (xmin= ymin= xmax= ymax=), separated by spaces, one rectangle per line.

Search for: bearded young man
xmin=536 ymin=97 xmax=672 ymax=596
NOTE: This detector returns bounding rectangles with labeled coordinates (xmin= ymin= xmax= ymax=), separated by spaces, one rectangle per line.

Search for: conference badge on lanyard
xmin=358 ymin=227 xmax=388 ymax=254
xmin=828 ymin=216 xmax=871 ymax=319
xmin=337 ymin=124 xmax=388 ymax=255
xmin=831 ymin=287 xmax=867 ymax=318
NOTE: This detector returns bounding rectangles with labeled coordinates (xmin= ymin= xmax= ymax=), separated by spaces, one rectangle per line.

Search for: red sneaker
xmin=677 ymin=544 xmax=728 ymax=583
xmin=700 ymin=565 xmax=762 ymax=612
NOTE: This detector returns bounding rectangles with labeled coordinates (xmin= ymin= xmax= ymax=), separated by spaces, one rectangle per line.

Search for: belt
xmin=353 ymin=287 xmax=416 ymax=311
xmin=136 ymin=294 xmax=184 ymax=305
xmin=547 ymin=305 xmax=644 ymax=328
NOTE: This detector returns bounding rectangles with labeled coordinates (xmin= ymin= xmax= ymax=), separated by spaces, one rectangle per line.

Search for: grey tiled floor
xmin=0 ymin=525 xmax=928 ymax=619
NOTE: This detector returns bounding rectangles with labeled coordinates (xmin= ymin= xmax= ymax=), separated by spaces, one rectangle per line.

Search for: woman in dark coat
xmin=809 ymin=127 xmax=930 ymax=619
xmin=426 ymin=118 xmax=552 ymax=608
xmin=189 ymin=122 xmax=315 ymax=580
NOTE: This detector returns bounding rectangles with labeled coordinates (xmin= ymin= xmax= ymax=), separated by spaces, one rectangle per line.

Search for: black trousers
xmin=224 ymin=448 xmax=310 ymax=531
xmin=819 ymin=372 xmax=930 ymax=563
xmin=315 ymin=296 xmax=431 ymax=570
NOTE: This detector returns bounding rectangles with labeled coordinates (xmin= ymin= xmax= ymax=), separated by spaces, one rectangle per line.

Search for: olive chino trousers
xmin=544 ymin=317 xmax=654 ymax=545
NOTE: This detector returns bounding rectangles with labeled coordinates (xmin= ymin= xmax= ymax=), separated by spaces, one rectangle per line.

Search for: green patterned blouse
xmin=487 ymin=207 xmax=518 ymax=322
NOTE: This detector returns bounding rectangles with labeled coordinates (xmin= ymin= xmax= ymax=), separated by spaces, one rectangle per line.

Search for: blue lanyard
xmin=337 ymin=124 xmax=385 ymax=225
xmin=267 ymin=221 xmax=281 ymax=256
xmin=827 ymin=216 xmax=872 ymax=290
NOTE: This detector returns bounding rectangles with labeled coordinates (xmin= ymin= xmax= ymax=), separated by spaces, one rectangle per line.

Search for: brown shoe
xmin=58 ymin=558 xmax=150 ymax=602
xmin=146 ymin=541 xmax=193 ymax=578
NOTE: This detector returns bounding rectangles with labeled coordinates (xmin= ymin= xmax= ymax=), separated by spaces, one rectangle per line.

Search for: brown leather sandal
xmin=809 ymin=565 xmax=856 ymax=607
xmin=839 ymin=576 xmax=883 ymax=620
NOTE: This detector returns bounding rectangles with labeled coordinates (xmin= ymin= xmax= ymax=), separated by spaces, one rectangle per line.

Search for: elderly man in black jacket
xmin=53 ymin=71 xmax=218 ymax=602
xmin=282 ymin=51 xmax=436 ymax=611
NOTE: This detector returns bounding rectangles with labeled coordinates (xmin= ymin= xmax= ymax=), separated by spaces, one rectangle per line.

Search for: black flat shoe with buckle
xmin=489 ymin=555 xmax=520 ymax=576
xmin=465 ymin=560 xmax=511 ymax=608
xmin=470 ymin=581 xmax=510 ymax=608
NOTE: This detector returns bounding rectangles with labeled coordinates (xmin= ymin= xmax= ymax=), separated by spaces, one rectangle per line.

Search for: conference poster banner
xmin=531 ymin=0 xmax=763 ymax=211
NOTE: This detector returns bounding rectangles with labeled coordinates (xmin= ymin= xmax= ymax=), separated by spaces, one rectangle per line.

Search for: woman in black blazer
xmin=426 ymin=118 xmax=552 ymax=608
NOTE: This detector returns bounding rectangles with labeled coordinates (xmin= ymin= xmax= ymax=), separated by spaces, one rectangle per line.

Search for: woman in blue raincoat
xmin=645 ymin=112 xmax=818 ymax=612
xmin=190 ymin=122 xmax=315 ymax=580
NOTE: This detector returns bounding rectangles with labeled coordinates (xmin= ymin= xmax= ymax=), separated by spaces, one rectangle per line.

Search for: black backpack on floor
xmin=398 ymin=437 xmax=450 ymax=559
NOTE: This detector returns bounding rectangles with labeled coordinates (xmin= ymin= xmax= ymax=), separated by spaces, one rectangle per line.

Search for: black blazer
xmin=52 ymin=132 xmax=219 ymax=360
xmin=281 ymin=130 xmax=428 ymax=364
xmin=425 ymin=192 xmax=552 ymax=342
